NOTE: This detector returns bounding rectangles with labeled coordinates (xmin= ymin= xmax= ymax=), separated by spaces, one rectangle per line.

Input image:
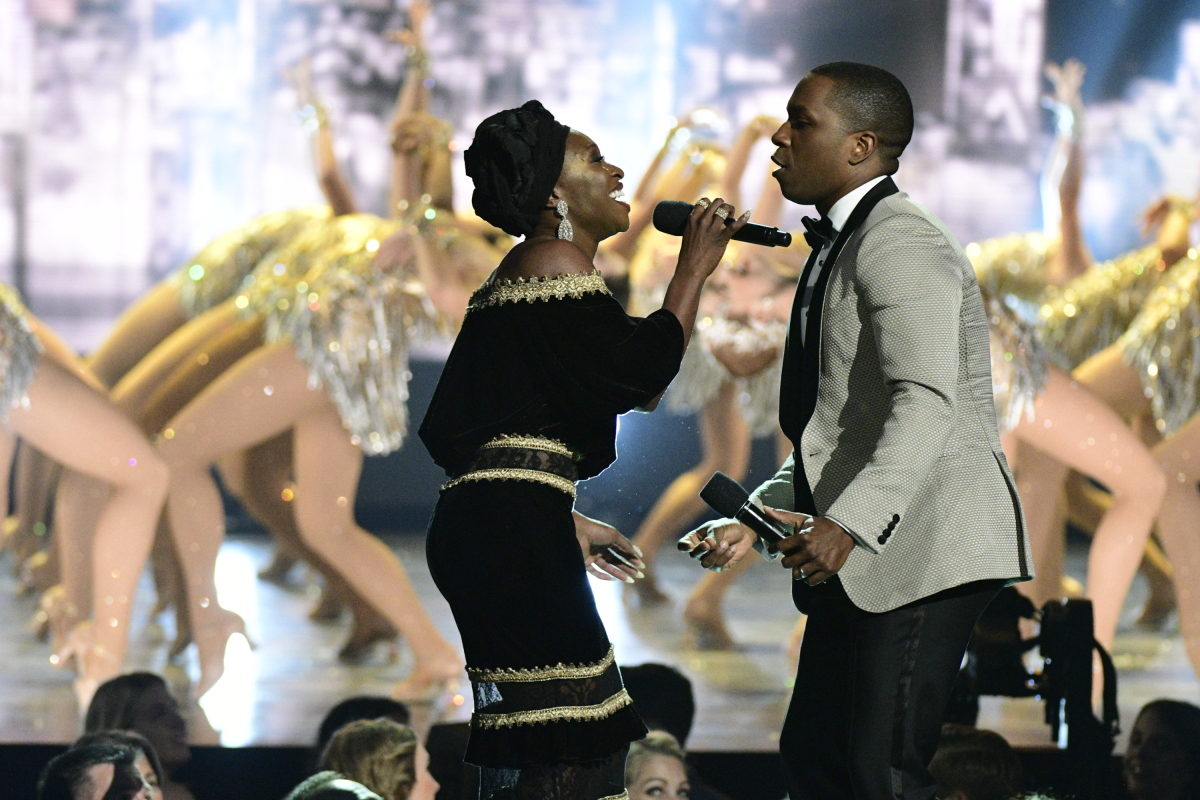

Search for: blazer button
xmin=877 ymin=535 xmax=887 ymax=545
xmin=891 ymin=514 xmax=900 ymax=523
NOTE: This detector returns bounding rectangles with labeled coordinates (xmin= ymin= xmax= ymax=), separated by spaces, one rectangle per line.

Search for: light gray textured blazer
xmin=750 ymin=189 xmax=1032 ymax=613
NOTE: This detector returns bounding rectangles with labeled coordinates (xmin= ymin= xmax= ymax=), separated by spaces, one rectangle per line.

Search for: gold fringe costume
xmin=1118 ymin=253 xmax=1200 ymax=435
xmin=0 ymin=283 xmax=43 ymax=420
xmin=170 ymin=206 xmax=329 ymax=318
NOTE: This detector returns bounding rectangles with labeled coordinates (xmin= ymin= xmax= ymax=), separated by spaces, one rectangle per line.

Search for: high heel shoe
xmin=168 ymin=601 xmax=194 ymax=661
xmin=338 ymin=615 xmax=399 ymax=665
xmin=257 ymin=549 xmax=299 ymax=587
xmin=308 ymin=585 xmax=345 ymax=623
xmin=192 ymin=607 xmax=257 ymax=699
xmin=19 ymin=550 xmax=58 ymax=596
xmin=390 ymin=658 xmax=463 ymax=704
xmin=623 ymin=572 xmax=671 ymax=607
xmin=31 ymin=585 xmax=81 ymax=652
xmin=53 ymin=621 xmax=121 ymax=710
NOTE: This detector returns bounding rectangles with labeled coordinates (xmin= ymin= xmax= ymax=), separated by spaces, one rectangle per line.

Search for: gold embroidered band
xmin=472 ymin=689 xmax=633 ymax=729
xmin=468 ymin=271 xmax=610 ymax=311
xmin=441 ymin=468 xmax=577 ymax=498
xmin=478 ymin=435 xmax=575 ymax=458
xmin=598 ymin=793 xmax=629 ymax=800
xmin=467 ymin=645 xmax=615 ymax=684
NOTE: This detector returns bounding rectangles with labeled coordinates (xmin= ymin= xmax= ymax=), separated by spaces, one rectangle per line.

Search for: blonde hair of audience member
xmin=319 ymin=719 xmax=439 ymax=800
xmin=625 ymin=731 xmax=691 ymax=800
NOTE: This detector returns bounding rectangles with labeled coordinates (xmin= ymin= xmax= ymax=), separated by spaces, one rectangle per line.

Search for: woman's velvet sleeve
xmin=514 ymin=291 xmax=685 ymax=419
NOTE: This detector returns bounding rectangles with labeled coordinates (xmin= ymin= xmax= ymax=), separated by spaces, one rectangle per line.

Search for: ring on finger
xmin=697 ymin=198 xmax=711 ymax=209
xmin=714 ymin=207 xmax=730 ymax=220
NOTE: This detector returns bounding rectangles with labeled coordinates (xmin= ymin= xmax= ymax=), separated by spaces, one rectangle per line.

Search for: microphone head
xmin=700 ymin=471 xmax=750 ymax=518
xmin=652 ymin=200 xmax=694 ymax=236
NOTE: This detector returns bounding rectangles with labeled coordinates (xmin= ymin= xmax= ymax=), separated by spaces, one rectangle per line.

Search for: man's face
xmin=770 ymin=75 xmax=855 ymax=207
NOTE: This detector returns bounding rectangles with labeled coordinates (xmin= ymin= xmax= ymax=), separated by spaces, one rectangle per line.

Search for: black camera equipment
xmin=951 ymin=587 xmax=1120 ymax=799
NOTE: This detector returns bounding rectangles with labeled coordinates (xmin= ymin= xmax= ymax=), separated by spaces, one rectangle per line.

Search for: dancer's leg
xmin=110 ymin=301 xmax=244 ymax=424
xmin=292 ymin=403 xmax=460 ymax=690
xmin=1072 ymin=346 xmax=1153 ymax=420
xmin=630 ymin=381 xmax=751 ymax=601
xmin=1150 ymin=415 xmax=1200 ymax=680
xmin=1010 ymin=369 xmax=1165 ymax=650
xmin=10 ymin=359 xmax=168 ymax=701
xmin=8 ymin=446 xmax=58 ymax=576
xmin=87 ymin=281 xmax=190 ymax=389
xmin=158 ymin=342 xmax=456 ymax=696
xmin=1008 ymin=438 xmax=1070 ymax=609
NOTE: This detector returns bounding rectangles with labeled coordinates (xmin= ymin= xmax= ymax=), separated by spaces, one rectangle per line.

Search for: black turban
xmin=464 ymin=100 xmax=570 ymax=238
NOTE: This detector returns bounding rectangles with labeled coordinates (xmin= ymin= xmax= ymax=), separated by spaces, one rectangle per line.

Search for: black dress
xmin=419 ymin=269 xmax=685 ymax=800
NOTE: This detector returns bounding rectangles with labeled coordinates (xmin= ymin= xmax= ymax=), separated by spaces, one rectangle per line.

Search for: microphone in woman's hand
xmin=653 ymin=201 xmax=793 ymax=247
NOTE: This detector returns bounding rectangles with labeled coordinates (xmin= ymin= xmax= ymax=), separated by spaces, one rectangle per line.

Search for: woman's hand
xmin=574 ymin=512 xmax=646 ymax=583
xmin=677 ymin=521 xmax=759 ymax=571
xmin=675 ymin=197 xmax=751 ymax=281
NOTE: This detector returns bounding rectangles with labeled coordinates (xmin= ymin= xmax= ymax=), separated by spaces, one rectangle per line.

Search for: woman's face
xmin=406 ymin=745 xmax=440 ymax=800
xmin=629 ymin=755 xmax=690 ymax=800
xmin=553 ymin=131 xmax=629 ymax=241
xmin=129 ymin=685 xmax=190 ymax=771
xmin=134 ymin=752 xmax=163 ymax=800
xmin=1125 ymin=709 xmax=1193 ymax=800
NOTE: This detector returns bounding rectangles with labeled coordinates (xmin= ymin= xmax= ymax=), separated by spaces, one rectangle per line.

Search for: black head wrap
xmin=464 ymin=100 xmax=571 ymax=238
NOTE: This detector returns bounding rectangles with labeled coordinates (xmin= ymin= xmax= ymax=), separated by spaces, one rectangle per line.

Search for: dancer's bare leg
xmin=630 ymin=381 xmax=751 ymax=603
xmin=158 ymin=342 xmax=458 ymax=698
xmin=9 ymin=359 xmax=168 ymax=704
xmin=685 ymin=426 xmax=792 ymax=650
xmin=1009 ymin=369 xmax=1165 ymax=651
xmin=111 ymin=301 xmax=243 ymax=422
xmin=1151 ymin=414 xmax=1200 ymax=680
xmin=1072 ymin=346 xmax=1153 ymax=420
xmin=222 ymin=436 xmax=302 ymax=587
xmin=87 ymin=281 xmax=190 ymax=389
xmin=1006 ymin=437 xmax=1070 ymax=609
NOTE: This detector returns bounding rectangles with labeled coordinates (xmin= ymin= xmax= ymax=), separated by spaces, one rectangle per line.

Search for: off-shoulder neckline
xmin=467 ymin=269 xmax=610 ymax=311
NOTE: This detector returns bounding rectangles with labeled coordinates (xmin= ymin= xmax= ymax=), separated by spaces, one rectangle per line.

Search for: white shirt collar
xmin=825 ymin=175 xmax=889 ymax=235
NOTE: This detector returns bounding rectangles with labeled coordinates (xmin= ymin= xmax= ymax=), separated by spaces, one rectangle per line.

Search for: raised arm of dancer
xmin=1042 ymin=59 xmax=1092 ymax=286
xmin=604 ymin=111 xmax=718 ymax=262
xmin=720 ymin=115 xmax=782 ymax=211
xmin=387 ymin=2 xmax=445 ymax=214
xmin=1143 ymin=194 xmax=1196 ymax=268
xmin=287 ymin=59 xmax=357 ymax=217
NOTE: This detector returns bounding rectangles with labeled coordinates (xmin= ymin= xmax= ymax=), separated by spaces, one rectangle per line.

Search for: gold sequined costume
xmin=1038 ymin=246 xmax=1173 ymax=369
xmin=967 ymin=232 xmax=1054 ymax=306
xmin=1118 ymin=253 xmax=1200 ymax=435
xmin=0 ymin=283 xmax=43 ymax=420
xmin=985 ymin=292 xmax=1049 ymax=437
xmin=664 ymin=316 xmax=785 ymax=436
xmin=169 ymin=206 xmax=329 ymax=318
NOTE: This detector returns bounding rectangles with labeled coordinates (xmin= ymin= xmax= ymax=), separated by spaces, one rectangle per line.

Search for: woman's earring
xmin=555 ymin=199 xmax=573 ymax=241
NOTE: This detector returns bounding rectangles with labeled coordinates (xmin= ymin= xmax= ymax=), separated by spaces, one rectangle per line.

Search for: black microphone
xmin=653 ymin=200 xmax=793 ymax=248
xmin=697 ymin=471 xmax=793 ymax=547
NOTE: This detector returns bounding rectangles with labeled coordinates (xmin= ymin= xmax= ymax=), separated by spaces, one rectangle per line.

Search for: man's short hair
xmin=37 ymin=742 xmax=143 ymax=800
xmin=809 ymin=62 xmax=914 ymax=171
xmin=621 ymin=663 xmax=695 ymax=746
xmin=929 ymin=724 xmax=1024 ymax=800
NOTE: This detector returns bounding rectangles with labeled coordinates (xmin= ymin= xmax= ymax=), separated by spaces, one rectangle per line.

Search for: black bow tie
xmin=801 ymin=215 xmax=836 ymax=250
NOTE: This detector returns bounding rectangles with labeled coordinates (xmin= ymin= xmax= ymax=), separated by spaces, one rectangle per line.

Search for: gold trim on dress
xmin=467 ymin=645 xmax=614 ymax=684
xmin=441 ymin=468 xmax=577 ymax=498
xmin=598 ymin=793 xmax=629 ymax=800
xmin=478 ymin=434 xmax=575 ymax=459
xmin=468 ymin=271 xmax=610 ymax=311
xmin=472 ymin=689 xmax=633 ymax=729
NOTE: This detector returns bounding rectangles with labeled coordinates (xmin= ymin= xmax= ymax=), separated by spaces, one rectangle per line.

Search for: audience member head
xmin=74 ymin=731 xmax=163 ymax=800
xmin=285 ymin=771 xmax=384 ymax=800
xmin=928 ymin=724 xmax=1023 ymax=800
xmin=84 ymin=673 xmax=189 ymax=772
xmin=319 ymin=718 xmax=439 ymax=800
xmin=37 ymin=742 xmax=151 ymax=800
xmin=621 ymin=663 xmax=695 ymax=746
xmin=316 ymin=696 xmax=411 ymax=756
xmin=1126 ymin=699 xmax=1200 ymax=800
xmin=625 ymin=731 xmax=690 ymax=800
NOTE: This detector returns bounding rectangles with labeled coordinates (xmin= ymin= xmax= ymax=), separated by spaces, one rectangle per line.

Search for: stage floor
xmin=1 ymin=532 xmax=1197 ymax=752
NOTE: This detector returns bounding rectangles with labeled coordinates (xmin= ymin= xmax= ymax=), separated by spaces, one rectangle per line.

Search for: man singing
xmin=680 ymin=62 xmax=1032 ymax=799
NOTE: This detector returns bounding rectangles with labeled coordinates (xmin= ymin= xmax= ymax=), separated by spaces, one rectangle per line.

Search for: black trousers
xmin=781 ymin=577 xmax=1002 ymax=800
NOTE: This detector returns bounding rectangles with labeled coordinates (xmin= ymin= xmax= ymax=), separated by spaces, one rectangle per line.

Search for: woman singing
xmin=419 ymin=101 xmax=746 ymax=800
